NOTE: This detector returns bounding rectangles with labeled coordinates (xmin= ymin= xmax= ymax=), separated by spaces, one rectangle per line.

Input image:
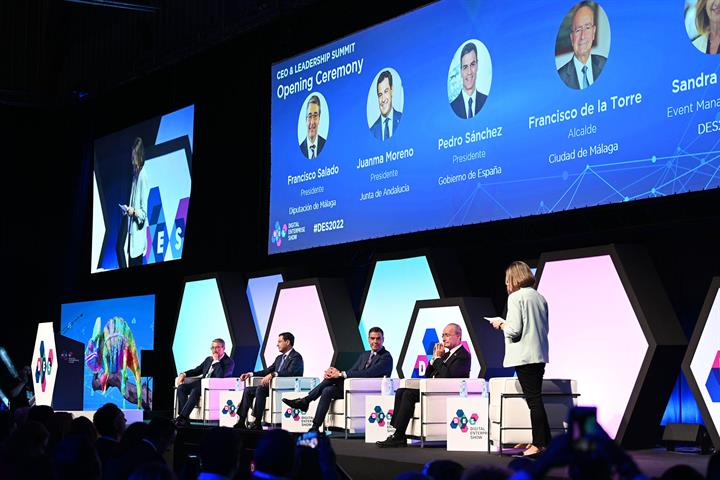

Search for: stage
xmin=173 ymin=425 xmax=713 ymax=479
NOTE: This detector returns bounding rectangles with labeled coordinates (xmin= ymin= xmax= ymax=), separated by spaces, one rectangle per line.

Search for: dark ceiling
xmin=0 ymin=0 xmax=317 ymax=107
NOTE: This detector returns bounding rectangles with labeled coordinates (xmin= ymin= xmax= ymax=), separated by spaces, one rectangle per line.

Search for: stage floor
xmin=329 ymin=437 xmax=713 ymax=480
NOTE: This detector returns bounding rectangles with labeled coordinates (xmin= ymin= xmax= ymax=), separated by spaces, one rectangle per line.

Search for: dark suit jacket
xmin=184 ymin=354 xmax=235 ymax=379
xmin=425 ymin=345 xmax=471 ymax=378
xmin=254 ymin=349 xmax=304 ymax=377
xmin=370 ymin=109 xmax=402 ymax=140
xmin=299 ymin=135 xmax=326 ymax=159
xmin=345 ymin=347 xmax=393 ymax=378
xmin=557 ymin=54 xmax=607 ymax=89
xmin=450 ymin=90 xmax=487 ymax=119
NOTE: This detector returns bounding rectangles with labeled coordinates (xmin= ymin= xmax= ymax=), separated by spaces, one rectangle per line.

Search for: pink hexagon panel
xmin=537 ymin=245 xmax=685 ymax=447
xmin=262 ymin=279 xmax=362 ymax=376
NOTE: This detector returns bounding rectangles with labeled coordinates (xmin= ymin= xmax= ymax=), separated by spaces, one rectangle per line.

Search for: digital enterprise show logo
xmin=412 ymin=328 xmax=470 ymax=378
xmin=272 ymin=221 xmax=288 ymax=247
xmin=449 ymin=408 xmax=478 ymax=433
xmin=222 ymin=399 xmax=238 ymax=417
xmin=284 ymin=407 xmax=302 ymax=421
xmin=707 ymin=350 xmax=720 ymax=402
xmin=284 ymin=405 xmax=314 ymax=427
xmin=35 ymin=341 xmax=54 ymax=393
xmin=368 ymin=405 xmax=393 ymax=427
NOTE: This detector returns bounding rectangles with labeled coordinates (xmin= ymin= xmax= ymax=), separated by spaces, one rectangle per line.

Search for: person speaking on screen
xmin=122 ymin=137 xmax=149 ymax=267
xmin=490 ymin=261 xmax=551 ymax=458
xmin=557 ymin=3 xmax=607 ymax=90
xmin=370 ymin=70 xmax=402 ymax=141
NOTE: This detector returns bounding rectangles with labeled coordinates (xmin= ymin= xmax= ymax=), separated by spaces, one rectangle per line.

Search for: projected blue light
xmin=358 ymin=256 xmax=440 ymax=363
xmin=173 ymin=278 xmax=233 ymax=374
xmin=246 ymin=274 xmax=284 ymax=371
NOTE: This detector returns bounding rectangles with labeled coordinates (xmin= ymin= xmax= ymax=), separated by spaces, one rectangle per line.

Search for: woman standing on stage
xmin=491 ymin=261 xmax=551 ymax=458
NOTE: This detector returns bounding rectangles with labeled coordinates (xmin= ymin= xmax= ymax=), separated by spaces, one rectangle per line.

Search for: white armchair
xmin=403 ymin=378 xmax=486 ymax=446
xmin=246 ymin=376 xmax=320 ymax=426
xmin=488 ymin=377 xmax=578 ymax=453
xmin=324 ymin=378 xmax=400 ymax=438
xmin=174 ymin=376 xmax=242 ymax=422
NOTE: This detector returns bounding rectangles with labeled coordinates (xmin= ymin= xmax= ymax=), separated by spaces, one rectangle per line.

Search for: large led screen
xmin=269 ymin=0 xmax=720 ymax=253
xmin=60 ymin=295 xmax=155 ymax=410
xmin=92 ymin=105 xmax=194 ymax=272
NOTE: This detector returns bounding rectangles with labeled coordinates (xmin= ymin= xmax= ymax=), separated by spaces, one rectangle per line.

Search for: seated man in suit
xmin=299 ymin=95 xmax=325 ymax=159
xmin=175 ymin=338 xmax=235 ymax=426
xmin=282 ymin=326 xmax=393 ymax=432
xmin=376 ymin=323 xmax=471 ymax=448
xmin=557 ymin=3 xmax=607 ymax=90
xmin=235 ymin=332 xmax=303 ymax=429
xmin=450 ymin=42 xmax=487 ymax=119
xmin=370 ymin=70 xmax=402 ymax=141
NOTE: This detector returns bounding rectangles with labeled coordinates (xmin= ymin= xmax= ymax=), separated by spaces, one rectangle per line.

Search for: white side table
xmin=446 ymin=396 xmax=489 ymax=451
xmin=218 ymin=391 xmax=245 ymax=427
xmin=365 ymin=394 xmax=397 ymax=443
xmin=281 ymin=391 xmax=322 ymax=432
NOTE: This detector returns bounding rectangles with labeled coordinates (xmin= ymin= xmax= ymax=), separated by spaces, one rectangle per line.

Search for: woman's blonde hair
xmin=505 ymin=261 xmax=535 ymax=292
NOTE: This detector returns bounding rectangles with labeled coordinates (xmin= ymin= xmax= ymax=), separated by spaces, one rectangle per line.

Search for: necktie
xmin=364 ymin=352 xmax=375 ymax=369
xmin=581 ymin=65 xmax=589 ymax=89
xmin=310 ymin=145 xmax=316 ymax=159
xmin=278 ymin=354 xmax=286 ymax=372
xmin=468 ymin=97 xmax=473 ymax=118
xmin=383 ymin=118 xmax=390 ymax=140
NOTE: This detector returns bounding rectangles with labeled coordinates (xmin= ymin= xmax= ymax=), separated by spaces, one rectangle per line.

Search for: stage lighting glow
xmin=358 ymin=256 xmax=440 ymax=366
xmin=173 ymin=278 xmax=233 ymax=374
xmin=687 ymin=281 xmax=720 ymax=447
xmin=247 ymin=274 xmax=284 ymax=371
xmin=263 ymin=284 xmax=333 ymax=376
xmin=539 ymin=255 xmax=647 ymax=439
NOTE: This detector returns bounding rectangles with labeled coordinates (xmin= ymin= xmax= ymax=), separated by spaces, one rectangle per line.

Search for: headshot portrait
xmin=447 ymin=39 xmax=492 ymax=119
xmin=555 ymin=2 xmax=611 ymax=90
xmin=297 ymin=93 xmax=329 ymax=159
xmin=366 ymin=69 xmax=404 ymax=141
xmin=686 ymin=0 xmax=720 ymax=54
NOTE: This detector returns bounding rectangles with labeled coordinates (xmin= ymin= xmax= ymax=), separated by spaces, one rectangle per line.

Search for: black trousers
xmin=176 ymin=381 xmax=201 ymax=418
xmin=239 ymin=385 xmax=270 ymax=424
xmin=304 ymin=378 xmax=344 ymax=428
xmin=388 ymin=387 xmax=419 ymax=438
xmin=515 ymin=362 xmax=551 ymax=447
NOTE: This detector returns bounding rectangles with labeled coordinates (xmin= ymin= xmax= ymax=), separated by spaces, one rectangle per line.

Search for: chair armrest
xmin=419 ymin=378 xmax=485 ymax=394
xmin=201 ymin=377 xmax=241 ymax=390
xmin=400 ymin=378 xmax=420 ymax=389
xmin=271 ymin=377 xmax=319 ymax=389
xmin=177 ymin=376 xmax=202 ymax=386
xmin=343 ymin=378 xmax=383 ymax=393
xmin=247 ymin=377 xmax=263 ymax=387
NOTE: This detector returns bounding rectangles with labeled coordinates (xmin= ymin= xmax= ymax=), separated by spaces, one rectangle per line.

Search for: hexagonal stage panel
xmin=537 ymin=245 xmax=686 ymax=447
xmin=357 ymin=255 xmax=442 ymax=369
xmin=262 ymin=279 xmax=362 ymax=376
xmin=247 ymin=274 xmax=284 ymax=371
xmin=683 ymin=277 xmax=720 ymax=449
xmin=30 ymin=322 xmax=57 ymax=406
xmin=397 ymin=298 xmax=505 ymax=379
xmin=173 ymin=276 xmax=240 ymax=375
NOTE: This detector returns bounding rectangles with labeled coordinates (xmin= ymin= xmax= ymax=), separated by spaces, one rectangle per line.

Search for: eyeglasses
xmin=441 ymin=333 xmax=456 ymax=338
xmin=211 ymin=345 xmax=223 ymax=350
xmin=462 ymin=60 xmax=477 ymax=71
xmin=573 ymin=24 xmax=594 ymax=35
xmin=306 ymin=112 xmax=319 ymax=120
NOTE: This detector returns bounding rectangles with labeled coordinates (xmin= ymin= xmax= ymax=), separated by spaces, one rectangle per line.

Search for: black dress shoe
xmin=308 ymin=425 xmax=320 ymax=433
xmin=233 ymin=418 xmax=248 ymax=429
xmin=248 ymin=422 xmax=263 ymax=431
xmin=282 ymin=397 xmax=309 ymax=411
xmin=376 ymin=434 xmax=407 ymax=448
xmin=174 ymin=416 xmax=189 ymax=427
